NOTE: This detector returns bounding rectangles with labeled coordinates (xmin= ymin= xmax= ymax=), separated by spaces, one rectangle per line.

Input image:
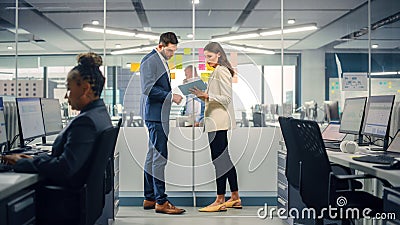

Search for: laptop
xmin=322 ymin=123 xmax=346 ymax=148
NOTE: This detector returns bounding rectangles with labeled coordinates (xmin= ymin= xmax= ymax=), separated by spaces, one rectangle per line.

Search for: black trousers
xmin=208 ymin=130 xmax=239 ymax=195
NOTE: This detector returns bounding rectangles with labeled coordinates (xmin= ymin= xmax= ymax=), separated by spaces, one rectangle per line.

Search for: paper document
xmin=178 ymin=79 xmax=207 ymax=95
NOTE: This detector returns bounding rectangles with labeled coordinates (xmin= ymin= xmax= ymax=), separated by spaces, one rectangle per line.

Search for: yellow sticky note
xmin=170 ymin=73 xmax=175 ymax=80
xmin=130 ymin=63 xmax=140 ymax=72
xmin=201 ymin=73 xmax=210 ymax=82
xmin=184 ymin=48 xmax=191 ymax=55
xmin=331 ymin=90 xmax=335 ymax=94
xmin=397 ymin=90 xmax=400 ymax=93
xmin=175 ymin=55 xmax=183 ymax=69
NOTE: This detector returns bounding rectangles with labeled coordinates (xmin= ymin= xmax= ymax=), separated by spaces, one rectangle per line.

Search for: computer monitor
xmin=0 ymin=97 xmax=9 ymax=152
xmin=339 ymin=97 xmax=367 ymax=135
xmin=16 ymin=98 xmax=46 ymax=148
xmin=361 ymin=95 xmax=395 ymax=149
xmin=40 ymin=98 xmax=63 ymax=136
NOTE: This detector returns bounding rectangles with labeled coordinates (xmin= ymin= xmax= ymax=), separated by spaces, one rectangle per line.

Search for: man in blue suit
xmin=140 ymin=32 xmax=185 ymax=214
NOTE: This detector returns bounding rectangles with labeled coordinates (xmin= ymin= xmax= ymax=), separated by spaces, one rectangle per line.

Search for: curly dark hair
xmin=69 ymin=52 xmax=105 ymax=97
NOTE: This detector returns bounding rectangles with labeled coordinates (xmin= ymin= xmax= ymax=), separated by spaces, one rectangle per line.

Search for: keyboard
xmin=353 ymin=155 xmax=395 ymax=165
xmin=324 ymin=142 xmax=341 ymax=149
xmin=0 ymin=163 xmax=13 ymax=172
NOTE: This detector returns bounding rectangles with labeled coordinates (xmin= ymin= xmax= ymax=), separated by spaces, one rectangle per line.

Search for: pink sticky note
xmin=198 ymin=48 xmax=204 ymax=55
xmin=198 ymin=55 xmax=205 ymax=62
xmin=199 ymin=64 xmax=206 ymax=70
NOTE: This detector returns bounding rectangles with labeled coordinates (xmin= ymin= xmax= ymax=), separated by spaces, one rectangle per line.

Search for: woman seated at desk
xmin=2 ymin=52 xmax=112 ymax=225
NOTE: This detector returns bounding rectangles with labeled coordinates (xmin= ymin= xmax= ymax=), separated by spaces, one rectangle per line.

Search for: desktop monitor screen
xmin=361 ymin=95 xmax=395 ymax=138
xmin=0 ymin=97 xmax=8 ymax=146
xmin=339 ymin=97 xmax=367 ymax=135
xmin=40 ymin=98 xmax=63 ymax=135
xmin=16 ymin=98 xmax=45 ymax=145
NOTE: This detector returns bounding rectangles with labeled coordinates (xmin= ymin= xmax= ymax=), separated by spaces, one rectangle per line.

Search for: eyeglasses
xmin=162 ymin=46 xmax=177 ymax=54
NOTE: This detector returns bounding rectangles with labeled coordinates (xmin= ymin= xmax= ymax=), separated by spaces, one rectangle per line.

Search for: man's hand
xmin=172 ymin=94 xmax=183 ymax=104
xmin=2 ymin=154 xmax=32 ymax=165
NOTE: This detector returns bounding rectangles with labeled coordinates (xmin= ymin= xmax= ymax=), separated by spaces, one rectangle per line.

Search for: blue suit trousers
xmin=144 ymin=121 xmax=169 ymax=204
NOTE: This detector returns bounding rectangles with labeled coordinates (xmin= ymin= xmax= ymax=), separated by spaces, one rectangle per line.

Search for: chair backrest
xmin=278 ymin=116 xmax=302 ymax=189
xmin=252 ymin=112 xmax=265 ymax=127
xmin=82 ymin=125 xmax=120 ymax=225
xmin=289 ymin=119 xmax=333 ymax=210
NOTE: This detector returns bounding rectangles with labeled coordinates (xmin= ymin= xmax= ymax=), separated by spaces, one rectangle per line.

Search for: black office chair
xmin=289 ymin=119 xmax=383 ymax=224
xmin=279 ymin=116 xmax=363 ymax=191
xmin=252 ymin=112 xmax=266 ymax=127
xmin=36 ymin=125 xmax=120 ymax=225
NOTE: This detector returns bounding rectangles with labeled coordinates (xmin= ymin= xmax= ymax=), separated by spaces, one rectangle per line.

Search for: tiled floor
xmin=112 ymin=206 xmax=287 ymax=225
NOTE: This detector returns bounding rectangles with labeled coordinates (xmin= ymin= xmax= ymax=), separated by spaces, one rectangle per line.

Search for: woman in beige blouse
xmin=191 ymin=42 xmax=241 ymax=212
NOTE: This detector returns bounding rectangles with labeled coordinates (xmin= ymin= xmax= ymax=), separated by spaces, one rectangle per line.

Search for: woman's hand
xmin=189 ymin=86 xmax=209 ymax=101
xmin=2 ymin=154 xmax=32 ymax=165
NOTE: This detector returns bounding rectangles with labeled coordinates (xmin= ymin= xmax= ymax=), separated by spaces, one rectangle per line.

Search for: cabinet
xmin=383 ymin=187 xmax=400 ymax=225
xmin=277 ymin=141 xmax=293 ymax=225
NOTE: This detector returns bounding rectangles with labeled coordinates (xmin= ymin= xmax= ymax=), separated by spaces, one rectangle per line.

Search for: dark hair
xmin=204 ymin=42 xmax=235 ymax=77
xmin=159 ymin=32 xmax=179 ymax=46
xmin=70 ymin=52 xmax=105 ymax=97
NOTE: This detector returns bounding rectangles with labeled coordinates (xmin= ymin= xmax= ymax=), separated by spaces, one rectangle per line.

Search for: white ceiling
xmin=0 ymin=0 xmax=399 ymax=56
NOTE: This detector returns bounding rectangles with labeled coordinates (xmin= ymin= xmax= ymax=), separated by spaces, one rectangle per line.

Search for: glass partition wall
xmin=2 ymin=0 xmax=399 ymax=206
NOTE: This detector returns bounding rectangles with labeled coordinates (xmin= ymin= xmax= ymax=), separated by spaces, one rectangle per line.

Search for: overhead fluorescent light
xmin=212 ymin=31 xmax=260 ymax=42
xmin=370 ymin=71 xmax=398 ymax=75
xmin=115 ymin=44 xmax=121 ymax=48
xmin=211 ymin=23 xmax=317 ymax=42
xmin=259 ymin=23 xmax=318 ymax=36
xmin=7 ymin=28 xmax=30 ymax=34
xmin=228 ymin=43 xmax=275 ymax=55
xmin=192 ymin=0 xmax=200 ymax=4
xmin=82 ymin=24 xmax=159 ymax=40
xmin=371 ymin=44 xmax=379 ymax=48
xmin=91 ymin=20 xmax=100 ymax=25
xmin=7 ymin=46 xmax=13 ymax=50
xmin=287 ymin=19 xmax=296 ymax=24
xmin=111 ymin=44 xmax=154 ymax=55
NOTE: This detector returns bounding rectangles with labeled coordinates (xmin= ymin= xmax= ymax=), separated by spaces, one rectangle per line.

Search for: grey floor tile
xmin=112 ymin=206 xmax=287 ymax=225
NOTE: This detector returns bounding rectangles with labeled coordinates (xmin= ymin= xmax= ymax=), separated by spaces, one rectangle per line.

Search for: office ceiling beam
xmin=230 ymin=0 xmax=260 ymax=32
xmin=0 ymin=1 xmax=91 ymax=52
xmin=131 ymin=0 xmax=151 ymax=31
xmin=290 ymin=0 xmax=400 ymax=50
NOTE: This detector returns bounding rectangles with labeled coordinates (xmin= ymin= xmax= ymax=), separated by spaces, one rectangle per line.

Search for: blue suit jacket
xmin=140 ymin=49 xmax=172 ymax=122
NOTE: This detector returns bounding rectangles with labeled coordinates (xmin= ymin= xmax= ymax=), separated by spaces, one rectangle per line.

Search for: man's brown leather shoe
xmin=143 ymin=200 xmax=156 ymax=210
xmin=155 ymin=201 xmax=185 ymax=214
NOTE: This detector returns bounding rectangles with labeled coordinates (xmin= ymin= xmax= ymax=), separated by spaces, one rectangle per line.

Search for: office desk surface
xmin=327 ymin=151 xmax=400 ymax=186
xmin=0 ymin=173 xmax=39 ymax=200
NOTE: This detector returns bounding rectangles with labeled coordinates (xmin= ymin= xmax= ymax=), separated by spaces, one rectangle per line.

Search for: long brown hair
xmin=204 ymin=42 xmax=235 ymax=77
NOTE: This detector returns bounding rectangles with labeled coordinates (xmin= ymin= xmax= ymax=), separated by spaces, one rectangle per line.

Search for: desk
xmin=327 ymin=151 xmax=400 ymax=186
xmin=0 ymin=173 xmax=39 ymax=225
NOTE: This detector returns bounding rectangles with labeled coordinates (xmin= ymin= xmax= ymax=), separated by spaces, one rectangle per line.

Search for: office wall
xmin=301 ymin=50 xmax=325 ymax=106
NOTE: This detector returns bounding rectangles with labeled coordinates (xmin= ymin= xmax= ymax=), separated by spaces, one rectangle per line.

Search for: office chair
xmin=278 ymin=116 xmax=362 ymax=191
xmin=36 ymin=125 xmax=120 ymax=225
xmin=289 ymin=119 xmax=383 ymax=225
xmin=252 ymin=112 xmax=266 ymax=127
xmin=240 ymin=112 xmax=249 ymax=127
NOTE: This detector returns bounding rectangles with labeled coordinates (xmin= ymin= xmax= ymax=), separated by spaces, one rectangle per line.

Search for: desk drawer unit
xmin=383 ymin=187 xmax=400 ymax=225
xmin=277 ymin=143 xmax=293 ymax=225
xmin=7 ymin=189 xmax=35 ymax=225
